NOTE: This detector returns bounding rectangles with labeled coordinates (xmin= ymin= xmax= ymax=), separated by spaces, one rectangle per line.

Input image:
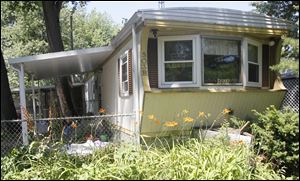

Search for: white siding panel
xmin=102 ymin=39 xmax=135 ymax=133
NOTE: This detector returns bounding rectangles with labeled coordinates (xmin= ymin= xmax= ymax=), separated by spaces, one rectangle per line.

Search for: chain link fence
xmin=1 ymin=114 xmax=135 ymax=157
xmin=1 ymin=120 xmax=23 ymax=157
xmin=281 ymin=77 xmax=299 ymax=112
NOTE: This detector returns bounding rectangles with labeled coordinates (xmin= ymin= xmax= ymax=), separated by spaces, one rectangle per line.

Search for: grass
xmin=1 ymin=136 xmax=286 ymax=180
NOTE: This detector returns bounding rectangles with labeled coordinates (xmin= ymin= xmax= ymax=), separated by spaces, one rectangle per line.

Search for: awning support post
xmin=31 ymin=74 xmax=36 ymax=119
xmin=19 ymin=63 xmax=29 ymax=145
xmin=38 ymin=80 xmax=42 ymax=118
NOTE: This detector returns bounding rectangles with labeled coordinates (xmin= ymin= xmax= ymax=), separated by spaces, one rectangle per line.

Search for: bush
xmin=251 ymin=105 xmax=299 ymax=178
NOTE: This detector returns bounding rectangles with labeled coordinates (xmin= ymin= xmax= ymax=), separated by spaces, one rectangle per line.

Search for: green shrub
xmin=251 ymin=105 xmax=299 ymax=178
xmin=1 ymin=137 xmax=285 ymax=180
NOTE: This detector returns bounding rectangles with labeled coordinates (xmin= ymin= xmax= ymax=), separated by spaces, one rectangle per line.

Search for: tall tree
xmin=2 ymin=1 xmax=86 ymax=117
xmin=1 ymin=51 xmax=17 ymax=120
xmin=2 ymin=1 xmax=119 ymax=117
xmin=42 ymin=1 xmax=75 ymax=116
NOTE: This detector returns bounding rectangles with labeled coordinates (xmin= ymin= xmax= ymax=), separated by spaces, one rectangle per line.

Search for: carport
xmin=9 ymin=46 xmax=114 ymax=144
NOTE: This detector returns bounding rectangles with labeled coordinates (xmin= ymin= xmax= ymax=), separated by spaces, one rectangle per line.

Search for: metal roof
xmin=9 ymin=46 xmax=113 ymax=79
xmin=112 ymin=7 xmax=292 ymax=46
xmin=141 ymin=7 xmax=291 ymax=29
xmin=9 ymin=7 xmax=292 ymax=80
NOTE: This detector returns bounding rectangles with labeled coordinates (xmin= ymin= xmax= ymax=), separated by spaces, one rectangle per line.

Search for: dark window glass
xmin=248 ymin=63 xmax=259 ymax=82
xmin=165 ymin=40 xmax=193 ymax=61
xmin=203 ymin=38 xmax=241 ymax=84
xmin=248 ymin=44 xmax=258 ymax=63
xmin=122 ymin=63 xmax=127 ymax=81
xmin=165 ymin=63 xmax=193 ymax=82
xmin=122 ymin=82 xmax=128 ymax=92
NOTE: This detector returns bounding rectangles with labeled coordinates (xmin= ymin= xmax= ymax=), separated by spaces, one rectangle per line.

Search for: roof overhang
xmin=140 ymin=8 xmax=292 ymax=35
xmin=144 ymin=20 xmax=289 ymax=36
xmin=9 ymin=46 xmax=114 ymax=80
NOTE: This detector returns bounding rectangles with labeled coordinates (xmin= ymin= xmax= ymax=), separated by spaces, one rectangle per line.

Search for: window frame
xmin=244 ymin=38 xmax=262 ymax=87
xmin=119 ymin=50 xmax=129 ymax=97
xmin=201 ymin=36 xmax=243 ymax=86
xmin=157 ymin=35 xmax=263 ymax=89
xmin=158 ymin=35 xmax=200 ymax=88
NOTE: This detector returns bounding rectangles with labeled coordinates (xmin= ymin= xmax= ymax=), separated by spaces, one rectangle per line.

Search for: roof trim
xmin=9 ymin=46 xmax=113 ymax=65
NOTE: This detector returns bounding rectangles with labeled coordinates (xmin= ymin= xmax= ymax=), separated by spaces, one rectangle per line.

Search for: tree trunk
xmin=42 ymin=1 xmax=76 ymax=116
xmin=1 ymin=50 xmax=18 ymax=120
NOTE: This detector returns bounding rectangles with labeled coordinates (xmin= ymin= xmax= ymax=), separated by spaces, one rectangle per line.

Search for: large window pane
xmin=248 ymin=44 xmax=258 ymax=63
xmin=165 ymin=40 xmax=193 ymax=61
xmin=165 ymin=63 xmax=193 ymax=82
xmin=203 ymin=38 xmax=241 ymax=84
xmin=248 ymin=63 xmax=259 ymax=82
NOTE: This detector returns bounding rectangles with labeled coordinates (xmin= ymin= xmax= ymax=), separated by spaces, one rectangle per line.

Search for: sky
xmin=86 ymin=1 xmax=254 ymax=25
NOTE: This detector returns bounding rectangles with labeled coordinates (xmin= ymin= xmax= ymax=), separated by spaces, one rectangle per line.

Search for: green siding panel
xmin=141 ymin=90 xmax=286 ymax=136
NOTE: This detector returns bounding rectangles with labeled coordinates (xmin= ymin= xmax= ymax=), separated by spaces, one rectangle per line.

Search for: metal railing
xmin=1 ymin=113 xmax=135 ymax=157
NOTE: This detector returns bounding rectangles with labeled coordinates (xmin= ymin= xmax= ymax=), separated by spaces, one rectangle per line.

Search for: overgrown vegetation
xmin=1 ymin=106 xmax=298 ymax=180
xmin=251 ymin=106 xmax=299 ymax=178
xmin=1 ymin=136 xmax=285 ymax=180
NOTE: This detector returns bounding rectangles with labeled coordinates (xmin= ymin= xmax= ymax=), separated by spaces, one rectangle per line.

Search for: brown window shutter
xmin=262 ymin=44 xmax=270 ymax=88
xmin=128 ymin=49 xmax=133 ymax=95
xmin=147 ymin=38 xmax=158 ymax=88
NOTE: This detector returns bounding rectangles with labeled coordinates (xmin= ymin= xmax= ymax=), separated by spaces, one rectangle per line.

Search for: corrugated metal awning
xmin=9 ymin=46 xmax=114 ymax=80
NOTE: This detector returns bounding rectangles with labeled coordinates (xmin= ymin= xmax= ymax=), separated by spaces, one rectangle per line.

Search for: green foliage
xmin=251 ymin=1 xmax=299 ymax=23
xmin=251 ymin=106 xmax=299 ymax=178
xmin=251 ymin=1 xmax=299 ymax=37
xmin=60 ymin=7 xmax=120 ymax=50
xmin=1 ymin=137 xmax=285 ymax=180
xmin=270 ymin=58 xmax=299 ymax=76
xmin=1 ymin=2 xmax=119 ymax=89
xmin=281 ymin=37 xmax=299 ymax=59
xmin=270 ymin=37 xmax=299 ymax=76
xmin=1 ymin=1 xmax=48 ymax=88
xmin=251 ymin=1 xmax=299 ymax=77
xmin=228 ymin=116 xmax=247 ymax=129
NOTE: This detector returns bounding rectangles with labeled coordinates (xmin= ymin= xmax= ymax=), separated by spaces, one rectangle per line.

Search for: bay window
xmin=158 ymin=35 xmax=262 ymax=88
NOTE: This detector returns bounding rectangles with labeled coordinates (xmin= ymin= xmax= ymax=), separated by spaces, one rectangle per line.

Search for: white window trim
xmin=244 ymin=38 xmax=262 ymax=87
xmin=158 ymin=35 xmax=200 ymax=88
xmin=119 ymin=50 xmax=129 ymax=97
xmin=201 ymin=36 xmax=243 ymax=86
xmin=157 ymin=35 xmax=263 ymax=89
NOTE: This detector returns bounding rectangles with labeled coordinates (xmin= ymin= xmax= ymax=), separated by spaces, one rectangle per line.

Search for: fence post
xmin=19 ymin=63 xmax=29 ymax=145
